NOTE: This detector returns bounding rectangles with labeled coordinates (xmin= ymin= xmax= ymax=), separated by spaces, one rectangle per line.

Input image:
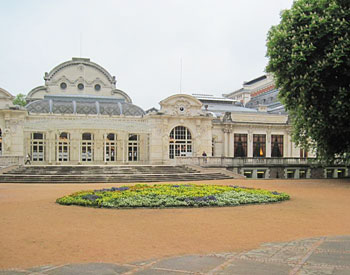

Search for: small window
xmin=326 ymin=169 xmax=334 ymax=178
xmin=78 ymin=83 xmax=84 ymax=90
xmin=179 ymin=107 xmax=184 ymax=112
xmin=257 ymin=170 xmax=266 ymax=179
xmin=60 ymin=82 xmax=67 ymax=90
xmin=244 ymin=170 xmax=253 ymax=178
xmin=337 ymin=169 xmax=345 ymax=178
xmin=299 ymin=169 xmax=307 ymax=179
xmin=94 ymin=84 xmax=101 ymax=91
xmin=287 ymin=169 xmax=295 ymax=179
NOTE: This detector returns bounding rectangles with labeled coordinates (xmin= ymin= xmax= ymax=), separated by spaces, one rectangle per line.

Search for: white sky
xmin=0 ymin=0 xmax=294 ymax=110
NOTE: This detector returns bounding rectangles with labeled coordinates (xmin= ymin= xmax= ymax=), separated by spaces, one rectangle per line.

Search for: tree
xmin=266 ymin=0 xmax=350 ymax=164
xmin=13 ymin=93 xmax=27 ymax=107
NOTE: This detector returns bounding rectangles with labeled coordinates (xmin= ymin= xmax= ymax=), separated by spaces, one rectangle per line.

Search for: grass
xmin=56 ymin=184 xmax=290 ymax=209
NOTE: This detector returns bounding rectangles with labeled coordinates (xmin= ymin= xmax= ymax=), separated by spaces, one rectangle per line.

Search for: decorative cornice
xmin=0 ymin=88 xmax=15 ymax=99
xmin=45 ymin=58 xmax=116 ymax=86
xmin=26 ymin=86 xmax=48 ymax=100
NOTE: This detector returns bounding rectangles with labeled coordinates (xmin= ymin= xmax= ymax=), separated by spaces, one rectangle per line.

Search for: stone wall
xmin=0 ymin=156 xmax=23 ymax=166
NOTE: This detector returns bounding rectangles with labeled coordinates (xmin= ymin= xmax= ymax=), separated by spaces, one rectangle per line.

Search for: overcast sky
xmin=0 ymin=0 xmax=294 ymax=110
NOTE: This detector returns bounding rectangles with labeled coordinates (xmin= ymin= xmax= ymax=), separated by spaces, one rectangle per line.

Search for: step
xmin=0 ymin=165 xmax=233 ymax=183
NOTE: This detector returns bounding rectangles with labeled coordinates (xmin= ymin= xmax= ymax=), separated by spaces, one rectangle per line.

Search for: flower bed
xmin=56 ymin=184 xmax=290 ymax=209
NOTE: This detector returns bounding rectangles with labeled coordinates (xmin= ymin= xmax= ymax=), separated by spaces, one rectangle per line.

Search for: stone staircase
xmin=0 ymin=165 xmax=234 ymax=184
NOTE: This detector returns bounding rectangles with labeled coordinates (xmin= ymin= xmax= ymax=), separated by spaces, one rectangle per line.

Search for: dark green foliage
xmin=266 ymin=0 xmax=350 ymax=164
xmin=13 ymin=93 xmax=27 ymax=107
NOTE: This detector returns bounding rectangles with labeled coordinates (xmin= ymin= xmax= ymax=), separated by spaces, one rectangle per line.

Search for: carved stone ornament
xmin=223 ymin=112 xmax=232 ymax=122
xmin=172 ymin=99 xmax=191 ymax=116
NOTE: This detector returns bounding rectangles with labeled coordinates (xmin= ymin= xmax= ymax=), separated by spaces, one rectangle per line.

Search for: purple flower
xmin=185 ymin=196 xmax=217 ymax=202
xmin=112 ymin=187 xmax=129 ymax=191
xmin=94 ymin=186 xmax=129 ymax=192
xmin=82 ymin=194 xmax=101 ymax=201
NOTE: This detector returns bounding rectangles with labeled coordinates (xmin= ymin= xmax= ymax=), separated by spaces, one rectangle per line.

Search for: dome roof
xmin=26 ymin=95 xmax=145 ymax=116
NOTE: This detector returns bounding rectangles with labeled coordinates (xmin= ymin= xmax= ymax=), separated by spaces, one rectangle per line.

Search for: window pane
xmin=60 ymin=132 xmax=68 ymax=139
xmin=271 ymin=135 xmax=283 ymax=157
xmin=33 ymin=133 xmax=43 ymax=139
xmin=107 ymin=133 xmax=115 ymax=140
xmin=82 ymin=133 xmax=92 ymax=140
xmin=234 ymin=134 xmax=247 ymax=157
xmin=253 ymin=134 xmax=266 ymax=157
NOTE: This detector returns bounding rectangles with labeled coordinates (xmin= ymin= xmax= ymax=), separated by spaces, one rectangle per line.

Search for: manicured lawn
xmin=56 ymin=184 xmax=289 ymax=208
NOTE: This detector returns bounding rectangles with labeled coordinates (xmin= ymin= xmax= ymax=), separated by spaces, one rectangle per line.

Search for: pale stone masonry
xmin=0 ymin=57 xmax=347 ymax=179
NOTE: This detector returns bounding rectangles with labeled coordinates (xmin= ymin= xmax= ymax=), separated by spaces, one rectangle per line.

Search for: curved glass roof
xmin=26 ymin=95 xmax=145 ymax=116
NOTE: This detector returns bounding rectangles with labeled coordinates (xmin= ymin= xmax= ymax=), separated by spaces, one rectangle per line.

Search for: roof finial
xmin=179 ymin=58 xmax=183 ymax=94
xmin=79 ymin=32 xmax=82 ymax=57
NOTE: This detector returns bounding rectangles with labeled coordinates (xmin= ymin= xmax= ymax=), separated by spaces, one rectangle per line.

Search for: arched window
xmin=105 ymin=133 xmax=117 ymax=162
xmin=169 ymin=126 xmax=192 ymax=159
xmin=56 ymin=132 xmax=70 ymax=162
xmin=81 ymin=133 xmax=93 ymax=162
xmin=128 ymin=134 xmax=139 ymax=161
xmin=31 ymin=132 xmax=45 ymax=161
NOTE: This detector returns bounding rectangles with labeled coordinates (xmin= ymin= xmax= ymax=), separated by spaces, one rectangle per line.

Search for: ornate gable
xmin=159 ymin=94 xmax=203 ymax=116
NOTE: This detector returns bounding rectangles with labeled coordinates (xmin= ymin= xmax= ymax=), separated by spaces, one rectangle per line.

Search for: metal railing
xmin=174 ymin=157 xmax=319 ymax=167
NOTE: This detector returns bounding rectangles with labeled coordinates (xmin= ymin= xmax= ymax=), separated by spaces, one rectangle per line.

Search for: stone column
xmin=47 ymin=131 xmax=54 ymax=164
xmin=223 ymin=129 xmax=228 ymax=157
xmin=247 ymin=130 xmax=253 ymax=157
xmin=286 ymin=131 xmax=292 ymax=157
xmin=266 ymin=130 xmax=271 ymax=158
xmin=70 ymin=131 xmax=80 ymax=164
xmin=228 ymin=130 xmax=234 ymax=157
xmin=139 ymin=134 xmax=145 ymax=162
xmin=118 ymin=132 xmax=127 ymax=163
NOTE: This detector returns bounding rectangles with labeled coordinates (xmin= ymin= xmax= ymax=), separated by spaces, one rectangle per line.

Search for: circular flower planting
xmin=56 ymin=184 xmax=289 ymax=208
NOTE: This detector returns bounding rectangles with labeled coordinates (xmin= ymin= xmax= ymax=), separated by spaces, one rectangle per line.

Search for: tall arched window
xmin=56 ymin=132 xmax=70 ymax=162
xmin=81 ymin=133 xmax=93 ymax=162
xmin=105 ymin=133 xmax=117 ymax=162
xmin=169 ymin=126 xmax=192 ymax=159
xmin=128 ymin=134 xmax=139 ymax=161
xmin=31 ymin=132 xmax=45 ymax=161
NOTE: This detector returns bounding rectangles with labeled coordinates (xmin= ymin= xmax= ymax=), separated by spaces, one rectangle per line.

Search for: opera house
xmin=0 ymin=58 xmax=347 ymax=179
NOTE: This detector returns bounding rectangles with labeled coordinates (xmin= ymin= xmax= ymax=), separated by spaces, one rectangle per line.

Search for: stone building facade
xmin=0 ymin=58 xmax=348 ymax=179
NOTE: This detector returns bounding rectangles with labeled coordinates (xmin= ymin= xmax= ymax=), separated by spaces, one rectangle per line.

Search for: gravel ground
xmin=0 ymin=178 xmax=349 ymax=269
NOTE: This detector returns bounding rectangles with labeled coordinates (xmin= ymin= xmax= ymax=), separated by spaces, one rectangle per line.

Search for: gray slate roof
xmin=26 ymin=95 xmax=145 ymax=116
